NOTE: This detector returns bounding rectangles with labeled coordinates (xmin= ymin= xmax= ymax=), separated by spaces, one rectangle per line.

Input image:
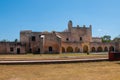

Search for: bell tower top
xmin=68 ymin=20 xmax=72 ymax=32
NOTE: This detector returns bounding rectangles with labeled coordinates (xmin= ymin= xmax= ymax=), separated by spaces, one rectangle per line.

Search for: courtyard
xmin=0 ymin=52 xmax=119 ymax=80
xmin=0 ymin=61 xmax=120 ymax=80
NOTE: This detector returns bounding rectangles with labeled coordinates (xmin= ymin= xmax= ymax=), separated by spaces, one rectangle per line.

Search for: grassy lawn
xmin=0 ymin=52 xmax=108 ymax=60
xmin=0 ymin=61 xmax=120 ymax=80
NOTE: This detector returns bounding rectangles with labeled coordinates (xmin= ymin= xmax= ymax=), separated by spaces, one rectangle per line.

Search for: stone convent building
xmin=0 ymin=20 xmax=120 ymax=54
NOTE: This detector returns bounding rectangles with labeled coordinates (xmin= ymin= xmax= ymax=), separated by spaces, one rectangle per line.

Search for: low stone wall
xmin=109 ymin=52 xmax=120 ymax=61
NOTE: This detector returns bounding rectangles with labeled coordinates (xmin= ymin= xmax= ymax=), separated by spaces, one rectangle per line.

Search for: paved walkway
xmin=0 ymin=58 xmax=108 ymax=65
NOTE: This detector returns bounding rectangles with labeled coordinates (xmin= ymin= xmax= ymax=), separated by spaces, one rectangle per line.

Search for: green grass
xmin=0 ymin=52 xmax=108 ymax=60
xmin=0 ymin=61 xmax=120 ymax=80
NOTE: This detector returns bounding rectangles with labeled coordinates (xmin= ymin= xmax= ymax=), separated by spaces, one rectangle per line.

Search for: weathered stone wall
xmin=56 ymin=32 xmax=71 ymax=42
xmin=29 ymin=32 xmax=42 ymax=53
xmin=0 ymin=42 xmax=26 ymax=54
xmin=114 ymin=42 xmax=120 ymax=52
xmin=20 ymin=31 xmax=43 ymax=53
xmin=20 ymin=30 xmax=61 ymax=53
xmin=20 ymin=30 xmax=32 ymax=43
xmin=70 ymin=26 xmax=92 ymax=42
xmin=0 ymin=20 xmax=118 ymax=54
xmin=92 ymin=37 xmax=102 ymax=42
xmin=57 ymin=21 xmax=92 ymax=43
xmin=61 ymin=42 xmax=82 ymax=53
xmin=118 ymin=43 xmax=120 ymax=52
xmin=43 ymin=33 xmax=61 ymax=53
xmin=57 ymin=21 xmax=92 ymax=53
xmin=20 ymin=30 xmax=32 ymax=53
xmin=0 ymin=42 xmax=7 ymax=54
xmin=61 ymin=42 xmax=90 ymax=53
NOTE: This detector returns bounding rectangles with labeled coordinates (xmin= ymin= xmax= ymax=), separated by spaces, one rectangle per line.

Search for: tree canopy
xmin=14 ymin=39 xmax=18 ymax=42
xmin=102 ymin=35 xmax=111 ymax=42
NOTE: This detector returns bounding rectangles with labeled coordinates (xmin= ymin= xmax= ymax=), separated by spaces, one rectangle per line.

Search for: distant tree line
xmin=0 ymin=39 xmax=19 ymax=42
xmin=102 ymin=35 xmax=120 ymax=42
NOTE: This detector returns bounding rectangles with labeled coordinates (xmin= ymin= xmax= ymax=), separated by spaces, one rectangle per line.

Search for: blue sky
xmin=0 ymin=0 xmax=120 ymax=41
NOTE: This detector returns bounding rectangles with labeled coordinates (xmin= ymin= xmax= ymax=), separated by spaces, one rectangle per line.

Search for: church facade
xmin=0 ymin=20 xmax=119 ymax=54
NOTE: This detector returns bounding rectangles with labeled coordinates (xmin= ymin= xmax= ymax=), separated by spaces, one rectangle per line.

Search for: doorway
xmin=17 ymin=48 xmax=20 ymax=54
xmin=83 ymin=45 xmax=88 ymax=53
xmin=49 ymin=46 xmax=53 ymax=52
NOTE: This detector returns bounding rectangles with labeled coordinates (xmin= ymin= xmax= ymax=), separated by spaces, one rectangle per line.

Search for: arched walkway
xmin=91 ymin=47 xmax=96 ymax=52
xmin=75 ymin=47 xmax=80 ymax=53
xmin=67 ymin=46 xmax=73 ymax=53
xmin=97 ymin=47 xmax=103 ymax=52
xmin=109 ymin=46 xmax=114 ymax=52
xmin=104 ymin=47 xmax=108 ymax=52
xmin=83 ymin=45 xmax=88 ymax=53
xmin=62 ymin=47 xmax=65 ymax=53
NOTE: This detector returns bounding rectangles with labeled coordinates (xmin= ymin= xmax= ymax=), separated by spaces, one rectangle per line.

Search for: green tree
xmin=102 ymin=35 xmax=111 ymax=42
xmin=14 ymin=39 xmax=18 ymax=42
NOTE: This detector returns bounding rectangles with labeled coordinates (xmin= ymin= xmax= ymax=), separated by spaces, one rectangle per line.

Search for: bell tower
xmin=68 ymin=20 xmax=72 ymax=32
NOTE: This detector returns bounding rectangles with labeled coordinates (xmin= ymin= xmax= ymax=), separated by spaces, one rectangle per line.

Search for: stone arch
xmin=97 ymin=47 xmax=103 ymax=52
xmin=67 ymin=46 xmax=73 ymax=53
xmin=91 ymin=47 xmax=96 ymax=52
xmin=49 ymin=46 xmax=53 ymax=52
xmin=75 ymin=47 xmax=80 ymax=53
xmin=104 ymin=47 xmax=108 ymax=52
xmin=62 ymin=47 xmax=65 ymax=53
xmin=109 ymin=46 xmax=114 ymax=52
xmin=83 ymin=45 xmax=88 ymax=53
